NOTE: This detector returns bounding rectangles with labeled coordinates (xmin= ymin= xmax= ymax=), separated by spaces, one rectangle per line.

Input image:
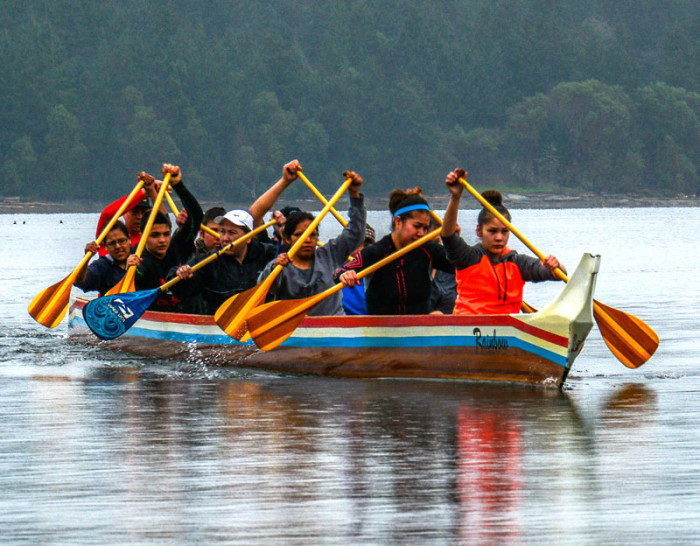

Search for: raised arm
xmin=248 ymin=159 xmax=301 ymax=227
xmin=164 ymin=164 xmax=204 ymax=252
xmin=441 ymin=168 xmax=466 ymax=238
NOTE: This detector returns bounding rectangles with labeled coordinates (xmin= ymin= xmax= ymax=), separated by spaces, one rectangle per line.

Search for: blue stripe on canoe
xmin=69 ymin=315 xmax=567 ymax=367
xmin=279 ymin=335 xmax=568 ymax=367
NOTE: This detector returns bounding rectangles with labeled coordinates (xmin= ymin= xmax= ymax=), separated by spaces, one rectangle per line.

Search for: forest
xmin=1 ymin=0 xmax=699 ymax=204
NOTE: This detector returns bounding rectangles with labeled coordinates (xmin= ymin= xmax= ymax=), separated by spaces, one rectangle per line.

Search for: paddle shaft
xmin=28 ymin=179 xmax=146 ymax=327
xmin=73 ymin=180 xmax=147 ymax=279
xmin=79 ymin=180 xmax=148 ymax=268
xmin=297 ymin=170 xmax=348 ymax=227
xmin=159 ymin=219 xmax=277 ymax=292
xmin=114 ymin=172 xmax=172 ymax=294
xmin=214 ymin=177 xmax=354 ymax=339
xmin=165 ymin=191 xmax=221 ymax=239
xmin=458 ymin=178 xmax=567 ymax=281
xmin=265 ymin=177 xmax=353 ymax=288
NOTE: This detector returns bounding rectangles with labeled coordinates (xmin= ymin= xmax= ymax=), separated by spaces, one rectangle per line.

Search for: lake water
xmin=1 ymin=207 xmax=699 ymax=544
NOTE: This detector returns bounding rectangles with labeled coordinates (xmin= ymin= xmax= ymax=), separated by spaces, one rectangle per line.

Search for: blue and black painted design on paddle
xmin=82 ymin=289 xmax=160 ymax=340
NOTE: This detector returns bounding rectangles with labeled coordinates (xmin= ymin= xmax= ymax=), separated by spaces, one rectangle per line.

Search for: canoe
xmin=67 ymin=253 xmax=600 ymax=387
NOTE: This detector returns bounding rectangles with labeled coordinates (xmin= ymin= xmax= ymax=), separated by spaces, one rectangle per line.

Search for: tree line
xmin=1 ymin=0 xmax=699 ymax=204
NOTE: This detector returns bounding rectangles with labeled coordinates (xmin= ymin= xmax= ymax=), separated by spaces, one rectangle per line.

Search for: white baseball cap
xmin=215 ymin=209 xmax=254 ymax=231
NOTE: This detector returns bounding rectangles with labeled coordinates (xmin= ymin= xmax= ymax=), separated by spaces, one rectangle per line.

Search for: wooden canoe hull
xmin=68 ymin=253 xmax=600 ymax=387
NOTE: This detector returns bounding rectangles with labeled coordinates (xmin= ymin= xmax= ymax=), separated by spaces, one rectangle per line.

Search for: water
xmin=1 ymin=208 xmax=699 ymax=544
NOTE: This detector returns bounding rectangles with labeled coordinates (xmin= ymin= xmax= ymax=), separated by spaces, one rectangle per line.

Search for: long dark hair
xmin=477 ymin=190 xmax=511 ymax=226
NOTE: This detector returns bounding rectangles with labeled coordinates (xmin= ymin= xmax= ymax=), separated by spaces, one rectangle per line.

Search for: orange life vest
xmin=454 ymin=247 xmax=525 ymax=315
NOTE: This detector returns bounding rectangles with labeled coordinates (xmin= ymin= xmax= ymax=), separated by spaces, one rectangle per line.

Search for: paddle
xmin=458 ymin=176 xmax=659 ymax=368
xmin=82 ymin=219 xmax=277 ymax=340
xmin=215 ymin=176 xmax=354 ymax=340
xmin=28 ymin=179 xmax=147 ymax=328
xmin=297 ymin=170 xmax=348 ymax=227
xmin=165 ymin=191 xmax=221 ymax=239
xmin=246 ymin=228 xmax=444 ymax=351
xmin=106 ymin=172 xmax=172 ymax=295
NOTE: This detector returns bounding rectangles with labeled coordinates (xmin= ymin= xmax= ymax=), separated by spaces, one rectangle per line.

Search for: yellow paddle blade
xmin=28 ymin=276 xmax=73 ymax=328
xmin=593 ymin=300 xmax=659 ymax=368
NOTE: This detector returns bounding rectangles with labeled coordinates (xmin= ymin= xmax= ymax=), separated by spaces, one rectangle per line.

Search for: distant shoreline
xmin=1 ymin=193 xmax=699 ymax=214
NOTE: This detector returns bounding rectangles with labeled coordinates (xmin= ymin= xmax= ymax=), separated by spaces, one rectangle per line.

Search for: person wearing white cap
xmin=170 ymin=160 xmax=302 ymax=314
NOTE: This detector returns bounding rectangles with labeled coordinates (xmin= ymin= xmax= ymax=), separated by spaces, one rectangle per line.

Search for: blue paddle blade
xmin=82 ymin=289 xmax=160 ymax=340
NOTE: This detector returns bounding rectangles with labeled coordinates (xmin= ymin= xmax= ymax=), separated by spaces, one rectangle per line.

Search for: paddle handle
xmin=286 ymin=177 xmax=352 ymax=261
xmin=458 ymin=177 xmax=569 ymax=282
xmin=159 ymin=219 xmax=277 ymax=292
xmin=297 ymin=170 xmax=348 ymax=227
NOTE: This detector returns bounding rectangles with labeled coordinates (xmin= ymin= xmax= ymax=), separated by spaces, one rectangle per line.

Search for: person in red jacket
xmin=94 ymin=172 xmax=163 ymax=256
xmin=440 ymin=169 xmax=566 ymax=315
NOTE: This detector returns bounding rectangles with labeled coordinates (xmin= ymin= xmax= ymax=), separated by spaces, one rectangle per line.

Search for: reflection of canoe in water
xmin=67 ymin=253 xmax=600 ymax=387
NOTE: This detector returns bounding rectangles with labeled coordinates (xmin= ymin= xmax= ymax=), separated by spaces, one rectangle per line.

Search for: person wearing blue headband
xmin=335 ymin=187 xmax=453 ymax=315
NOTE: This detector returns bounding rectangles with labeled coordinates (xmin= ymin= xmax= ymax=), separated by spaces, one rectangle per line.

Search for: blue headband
xmin=393 ymin=203 xmax=430 ymax=217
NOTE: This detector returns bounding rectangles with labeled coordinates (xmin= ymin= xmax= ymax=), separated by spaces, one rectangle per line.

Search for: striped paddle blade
xmin=214 ymin=279 xmax=272 ymax=341
xmin=28 ymin=275 xmax=74 ymax=328
xmin=245 ymin=298 xmax=311 ymax=351
xmin=593 ymin=300 xmax=659 ymax=368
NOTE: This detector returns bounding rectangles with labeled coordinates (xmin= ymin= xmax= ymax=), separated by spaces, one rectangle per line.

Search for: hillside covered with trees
xmin=1 ymin=0 xmax=699 ymax=203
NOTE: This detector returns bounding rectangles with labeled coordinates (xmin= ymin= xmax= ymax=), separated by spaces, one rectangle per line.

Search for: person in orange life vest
xmin=94 ymin=172 xmax=165 ymax=256
xmin=440 ymin=169 xmax=566 ymax=315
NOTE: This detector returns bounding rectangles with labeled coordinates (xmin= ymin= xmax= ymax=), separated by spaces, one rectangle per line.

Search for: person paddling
xmin=170 ymin=160 xmax=303 ymax=314
xmin=257 ymin=171 xmax=366 ymax=316
xmin=335 ymin=187 xmax=453 ymax=315
xmin=75 ymin=221 xmax=140 ymax=296
xmin=128 ymin=164 xmax=204 ymax=310
xmin=94 ymin=173 xmax=163 ymax=256
xmin=441 ymin=168 xmax=565 ymax=315
xmin=192 ymin=206 xmax=225 ymax=259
